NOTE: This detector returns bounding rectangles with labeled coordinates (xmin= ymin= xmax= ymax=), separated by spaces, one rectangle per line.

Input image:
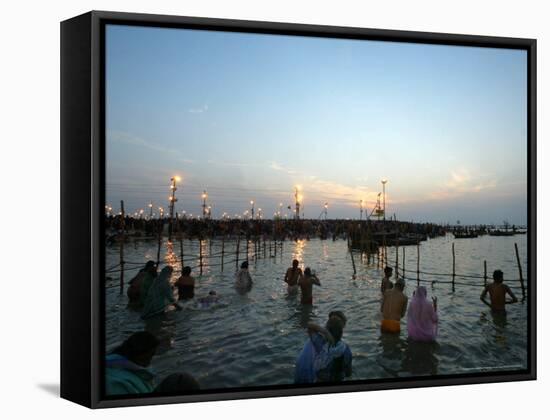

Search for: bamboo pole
xmin=514 ymin=243 xmax=526 ymax=300
xmin=235 ymin=235 xmax=240 ymax=269
xmin=263 ymin=237 xmax=266 ymax=258
xmin=221 ymin=235 xmax=225 ymax=271
xmin=483 ymin=260 xmax=487 ymax=287
xmin=402 ymin=246 xmax=405 ymax=278
xmin=119 ymin=200 xmax=125 ymax=294
xmin=395 ymin=233 xmax=399 ymax=280
xmin=176 ymin=213 xmax=184 ymax=270
xmin=156 ymin=215 xmax=162 ymax=269
xmin=246 ymin=238 xmax=250 ymax=262
xmin=452 ymin=242 xmax=456 ymax=291
xmin=416 ymin=241 xmax=420 ymax=286
xmin=350 ymin=246 xmax=357 ymax=276
xmin=199 ymin=239 xmax=203 ymax=276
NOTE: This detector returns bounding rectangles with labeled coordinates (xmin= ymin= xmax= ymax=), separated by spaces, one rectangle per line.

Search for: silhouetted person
xmin=175 ymin=266 xmax=195 ymax=300
xmin=284 ymin=259 xmax=303 ymax=294
xmin=480 ymin=270 xmax=518 ymax=313
xmin=298 ymin=267 xmax=321 ymax=305
xmin=381 ymin=266 xmax=394 ymax=294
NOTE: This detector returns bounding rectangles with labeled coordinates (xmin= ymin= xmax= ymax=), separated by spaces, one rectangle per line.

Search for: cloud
xmin=108 ymin=130 xmax=194 ymax=164
xmin=428 ymin=168 xmax=497 ymax=200
xmin=188 ymin=104 xmax=209 ymax=114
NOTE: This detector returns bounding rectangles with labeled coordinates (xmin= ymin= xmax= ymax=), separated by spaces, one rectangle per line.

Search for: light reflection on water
xmin=106 ymin=234 xmax=528 ymax=389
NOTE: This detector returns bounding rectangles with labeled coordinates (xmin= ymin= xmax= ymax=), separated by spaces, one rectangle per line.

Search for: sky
xmin=105 ymin=24 xmax=528 ymax=225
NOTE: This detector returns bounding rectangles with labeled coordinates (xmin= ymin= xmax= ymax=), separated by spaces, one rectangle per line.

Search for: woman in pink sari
xmin=407 ymin=286 xmax=438 ymax=342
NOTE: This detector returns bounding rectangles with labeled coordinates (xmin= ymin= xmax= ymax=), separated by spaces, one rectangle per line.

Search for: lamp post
xmin=294 ymin=186 xmax=301 ymax=220
xmin=359 ymin=199 xmax=363 ymax=221
xmin=324 ymin=202 xmax=328 ymax=220
xmin=250 ymin=200 xmax=255 ymax=220
xmin=202 ymin=190 xmax=208 ymax=219
xmin=381 ymin=179 xmax=388 ymax=222
xmin=168 ymin=176 xmax=180 ymax=239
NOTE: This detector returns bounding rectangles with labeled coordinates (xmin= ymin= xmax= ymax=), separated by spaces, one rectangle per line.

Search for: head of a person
xmin=112 ymin=331 xmax=159 ymax=367
xmin=155 ymin=372 xmax=200 ymax=394
xmin=384 ymin=266 xmax=393 ymax=277
xmin=304 ymin=267 xmax=312 ymax=276
xmin=241 ymin=261 xmax=249 ymax=270
xmin=325 ymin=316 xmax=345 ymax=343
xmin=329 ymin=310 xmax=347 ymax=327
xmin=414 ymin=286 xmax=427 ymax=300
xmin=160 ymin=265 xmax=173 ymax=278
xmin=395 ymin=278 xmax=406 ymax=291
xmin=209 ymin=290 xmax=217 ymax=296
xmin=144 ymin=260 xmax=156 ymax=274
xmin=292 ymin=259 xmax=299 ymax=269
xmin=182 ymin=266 xmax=192 ymax=276
xmin=493 ymin=270 xmax=504 ymax=284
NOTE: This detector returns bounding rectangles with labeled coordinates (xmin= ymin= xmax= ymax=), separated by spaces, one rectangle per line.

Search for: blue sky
xmin=106 ymin=24 xmax=527 ymax=225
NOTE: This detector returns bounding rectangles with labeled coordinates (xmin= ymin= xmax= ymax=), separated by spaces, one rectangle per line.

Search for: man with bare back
xmin=480 ymin=270 xmax=518 ymax=313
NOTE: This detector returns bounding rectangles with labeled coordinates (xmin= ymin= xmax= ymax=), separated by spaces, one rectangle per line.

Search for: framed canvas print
xmin=60 ymin=11 xmax=536 ymax=408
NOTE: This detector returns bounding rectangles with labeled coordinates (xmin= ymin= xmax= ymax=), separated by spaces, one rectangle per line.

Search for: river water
xmin=105 ymin=233 xmax=529 ymax=390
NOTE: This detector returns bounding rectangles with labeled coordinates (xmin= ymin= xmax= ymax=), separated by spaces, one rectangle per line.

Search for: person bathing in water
xmin=175 ymin=266 xmax=195 ymax=300
xmin=380 ymin=278 xmax=408 ymax=333
xmin=235 ymin=261 xmax=253 ymax=291
xmin=127 ymin=261 xmax=157 ymax=307
xmin=284 ymin=259 xmax=303 ymax=294
xmin=298 ymin=267 xmax=321 ymax=305
xmin=480 ymin=269 xmax=518 ymax=313
xmin=294 ymin=310 xmax=352 ymax=383
xmin=407 ymin=286 xmax=438 ymax=342
xmin=380 ymin=266 xmax=394 ymax=294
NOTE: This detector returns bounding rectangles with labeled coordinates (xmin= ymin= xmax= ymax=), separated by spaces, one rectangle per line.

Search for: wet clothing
xmin=127 ymin=270 xmax=154 ymax=305
xmin=141 ymin=270 xmax=176 ymax=320
xmin=295 ymin=333 xmax=352 ymax=383
xmin=105 ymin=353 xmax=155 ymax=395
xmin=407 ymin=286 xmax=438 ymax=342
xmin=235 ymin=269 xmax=253 ymax=290
xmin=381 ymin=318 xmax=401 ymax=333
xmin=140 ymin=273 xmax=155 ymax=306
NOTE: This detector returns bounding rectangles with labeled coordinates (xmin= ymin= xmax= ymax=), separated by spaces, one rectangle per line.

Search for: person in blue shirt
xmin=105 ymin=331 xmax=160 ymax=395
xmin=295 ymin=311 xmax=352 ymax=383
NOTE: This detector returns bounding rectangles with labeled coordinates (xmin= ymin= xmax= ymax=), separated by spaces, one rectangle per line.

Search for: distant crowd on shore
xmin=106 ymin=256 xmax=518 ymax=396
xmin=105 ymin=215 xmax=446 ymax=243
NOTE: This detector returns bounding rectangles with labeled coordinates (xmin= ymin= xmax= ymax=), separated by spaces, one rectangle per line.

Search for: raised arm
xmin=312 ymin=275 xmax=321 ymax=286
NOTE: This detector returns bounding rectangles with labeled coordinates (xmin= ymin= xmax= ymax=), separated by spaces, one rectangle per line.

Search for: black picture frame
xmin=60 ymin=10 xmax=537 ymax=409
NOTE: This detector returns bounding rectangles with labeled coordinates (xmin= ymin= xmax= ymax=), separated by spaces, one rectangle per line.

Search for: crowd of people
xmin=106 ymin=256 xmax=518 ymax=395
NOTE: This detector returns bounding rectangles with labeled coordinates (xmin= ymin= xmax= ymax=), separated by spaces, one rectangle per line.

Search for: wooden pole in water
xmin=263 ymin=237 xmax=266 ymax=258
xmin=395 ymin=233 xmax=399 ymax=280
xmin=246 ymin=238 xmax=249 ymax=262
xmin=350 ymin=246 xmax=357 ymax=276
xmin=119 ymin=200 xmax=125 ymax=294
xmin=221 ymin=235 xmax=225 ymax=271
xmin=176 ymin=213 xmax=184 ymax=269
xmin=483 ymin=260 xmax=487 ymax=287
xmin=402 ymin=246 xmax=405 ymax=279
xmin=514 ymin=242 xmax=526 ymax=300
xmin=199 ymin=239 xmax=203 ymax=276
xmin=416 ymin=241 xmax=420 ymax=286
xmin=235 ymin=235 xmax=240 ymax=269
xmin=452 ymin=242 xmax=456 ymax=291
xmin=156 ymin=213 xmax=162 ymax=269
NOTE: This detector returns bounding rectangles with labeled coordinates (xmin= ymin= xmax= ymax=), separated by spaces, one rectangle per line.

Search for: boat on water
xmin=488 ymin=230 xmax=515 ymax=237
xmin=453 ymin=232 xmax=478 ymax=239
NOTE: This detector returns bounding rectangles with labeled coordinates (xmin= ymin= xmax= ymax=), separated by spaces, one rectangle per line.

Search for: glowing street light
xmin=250 ymin=200 xmax=255 ymax=219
